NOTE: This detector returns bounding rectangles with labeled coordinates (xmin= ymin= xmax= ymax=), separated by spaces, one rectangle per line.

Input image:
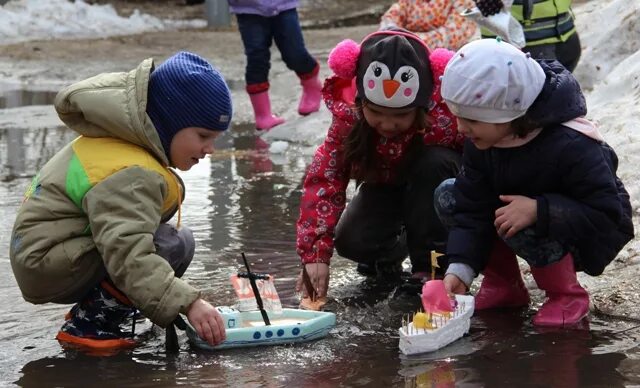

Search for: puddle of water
xmin=0 ymin=89 xmax=58 ymax=109
xmin=2 ymin=125 xmax=640 ymax=387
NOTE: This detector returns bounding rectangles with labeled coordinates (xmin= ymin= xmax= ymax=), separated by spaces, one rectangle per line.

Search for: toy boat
xmin=398 ymin=294 xmax=474 ymax=355
xmin=186 ymin=252 xmax=335 ymax=350
xmin=186 ymin=305 xmax=336 ymax=350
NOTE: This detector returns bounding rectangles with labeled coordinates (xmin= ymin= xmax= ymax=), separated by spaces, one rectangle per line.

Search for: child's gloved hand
xmin=474 ymin=0 xmax=504 ymax=17
xmin=295 ymin=262 xmax=330 ymax=298
xmin=186 ymin=298 xmax=226 ymax=346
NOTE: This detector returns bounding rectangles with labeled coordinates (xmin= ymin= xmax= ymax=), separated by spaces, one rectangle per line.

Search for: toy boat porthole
xmin=253 ymin=332 xmax=261 ymax=339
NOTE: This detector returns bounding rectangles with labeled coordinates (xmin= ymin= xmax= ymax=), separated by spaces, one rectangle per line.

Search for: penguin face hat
xmin=328 ymin=28 xmax=433 ymax=109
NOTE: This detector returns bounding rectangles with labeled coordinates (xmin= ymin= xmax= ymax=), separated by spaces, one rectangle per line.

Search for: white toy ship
xmin=398 ymin=252 xmax=475 ymax=355
xmin=398 ymin=293 xmax=474 ymax=355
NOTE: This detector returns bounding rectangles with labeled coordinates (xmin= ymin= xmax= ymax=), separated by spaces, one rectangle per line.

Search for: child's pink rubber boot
xmin=530 ymin=253 xmax=590 ymax=326
xmin=474 ymin=239 xmax=530 ymax=310
xmin=297 ymin=65 xmax=322 ymax=115
xmin=248 ymin=90 xmax=285 ymax=130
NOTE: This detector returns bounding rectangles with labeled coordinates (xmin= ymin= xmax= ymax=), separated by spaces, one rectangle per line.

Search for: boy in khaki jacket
xmin=10 ymin=51 xmax=230 ymax=351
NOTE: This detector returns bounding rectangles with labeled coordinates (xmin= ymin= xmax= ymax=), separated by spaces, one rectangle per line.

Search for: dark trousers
xmin=434 ymin=178 xmax=572 ymax=268
xmin=525 ymin=32 xmax=581 ymax=72
xmin=61 ymin=224 xmax=195 ymax=303
xmin=236 ymin=8 xmax=317 ymax=86
xmin=334 ymin=146 xmax=461 ymax=273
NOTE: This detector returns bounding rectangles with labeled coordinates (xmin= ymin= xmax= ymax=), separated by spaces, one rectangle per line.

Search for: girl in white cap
xmin=436 ymin=39 xmax=633 ymax=326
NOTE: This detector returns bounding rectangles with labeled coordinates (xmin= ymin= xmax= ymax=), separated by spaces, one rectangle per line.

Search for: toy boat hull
xmin=187 ymin=306 xmax=336 ymax=350
xmin=399 ymin=294 xmax=475 ymax=355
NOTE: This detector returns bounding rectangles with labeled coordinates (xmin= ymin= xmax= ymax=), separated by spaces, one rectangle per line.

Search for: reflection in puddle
xmin=0 ymin=88 xmax=58 ymax=109
xmin=0 ymin=127 xmax=74 ymax=180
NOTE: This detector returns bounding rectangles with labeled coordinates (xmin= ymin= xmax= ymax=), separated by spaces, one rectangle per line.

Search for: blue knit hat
xmin=146 ymin=51 xmax=232 ymax=157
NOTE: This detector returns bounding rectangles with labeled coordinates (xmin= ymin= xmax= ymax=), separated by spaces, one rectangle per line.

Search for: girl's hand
xmin=443 ymin=274 xmax=467 ymax=295
xmin=186 ymin=298 xmax=226 ymax=346
xmin=495 ymin=195 xmax=537 ymax=238
xmin=295 ymin=263 xmax=330 ymax=298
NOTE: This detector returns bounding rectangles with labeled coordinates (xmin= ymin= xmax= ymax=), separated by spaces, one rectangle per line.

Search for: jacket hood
xmin=54 ymin=58 xmax=169 ymax=165
xmin=526 ymin=60 xmax=587 ymax=127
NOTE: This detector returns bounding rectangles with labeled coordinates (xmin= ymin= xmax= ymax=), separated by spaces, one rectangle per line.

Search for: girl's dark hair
xmin=343 ymin=99 xmax=427 ymax=182
xmin=511 ymin=113 xmax=542 ymax=138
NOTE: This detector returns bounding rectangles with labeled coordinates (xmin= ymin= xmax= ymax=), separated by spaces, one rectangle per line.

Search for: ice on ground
xmin=269 ymin=141 xmax=289 ymax=154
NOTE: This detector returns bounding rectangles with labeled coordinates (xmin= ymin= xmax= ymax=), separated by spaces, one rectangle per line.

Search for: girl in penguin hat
xmin=295 ymin=28 xmax=465 ymax=302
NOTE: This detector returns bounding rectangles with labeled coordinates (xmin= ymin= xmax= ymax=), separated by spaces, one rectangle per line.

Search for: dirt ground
xmin=89 ymin=0 xmax=390 ymax=27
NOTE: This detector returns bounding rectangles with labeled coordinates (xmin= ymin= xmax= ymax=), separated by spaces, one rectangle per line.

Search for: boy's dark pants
xmin=236 ymin=8 xmax=317 ymax=86
xmin=334 ymin=146 xmax=461 ymax=274
xmin=64 ymin=224 xmax=195 ymax=303
xmin=59 ymin=224 xmax=195 ymax=341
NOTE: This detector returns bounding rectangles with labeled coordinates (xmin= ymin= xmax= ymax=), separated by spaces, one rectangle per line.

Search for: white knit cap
xmin=441 ymin=39 xmax=546 ymax=123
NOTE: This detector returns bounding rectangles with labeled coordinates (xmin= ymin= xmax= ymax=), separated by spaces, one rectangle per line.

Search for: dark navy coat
xmin=447 ymin=60 xmax=634 ymax=276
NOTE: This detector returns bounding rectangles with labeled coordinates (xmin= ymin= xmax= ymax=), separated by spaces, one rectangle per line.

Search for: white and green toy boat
xmin=186 ymin=306 xmax=336 ymax=350
xmin=186 ymin=253 xmax=335 ymax=350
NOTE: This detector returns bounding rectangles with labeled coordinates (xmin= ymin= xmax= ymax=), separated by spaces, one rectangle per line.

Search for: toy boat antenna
xmin=241 ymin=252 xmax=271 ymax=326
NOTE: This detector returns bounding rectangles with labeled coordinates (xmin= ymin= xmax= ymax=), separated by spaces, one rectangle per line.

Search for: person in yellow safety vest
xmin=473 ymin=0 xmax=581 ymax=71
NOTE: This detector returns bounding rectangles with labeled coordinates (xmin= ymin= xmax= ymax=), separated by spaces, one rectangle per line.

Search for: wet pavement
xmin=2 ymin=115 xmax=640 ymax=386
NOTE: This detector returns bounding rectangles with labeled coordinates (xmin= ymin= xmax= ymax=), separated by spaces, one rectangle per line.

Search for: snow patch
xmin=0 ymin=0 xmax=205 ymax=45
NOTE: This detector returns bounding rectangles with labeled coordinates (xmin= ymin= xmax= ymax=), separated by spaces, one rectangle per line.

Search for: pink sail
xmin=421 ymin=280 xmax=454 ymax=313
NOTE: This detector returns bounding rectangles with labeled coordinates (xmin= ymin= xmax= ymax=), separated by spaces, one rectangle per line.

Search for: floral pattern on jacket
xmin=381 ymin=0 xmax=477 ymax=50
xmin=296 ymin=49 xmax=465 ymax=265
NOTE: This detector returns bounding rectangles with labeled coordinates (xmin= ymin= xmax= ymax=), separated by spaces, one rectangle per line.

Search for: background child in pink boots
xmin=435 ymin=39 xmax=634 ymax=327
xmin=295 ymin=28 xmax=465 ymax=299
xmin=229 ymin=0 xmax=322 ymax=130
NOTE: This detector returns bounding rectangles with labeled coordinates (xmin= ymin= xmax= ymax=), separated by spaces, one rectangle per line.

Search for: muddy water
xmin=2 ymin=121 xmax=640 ymax=386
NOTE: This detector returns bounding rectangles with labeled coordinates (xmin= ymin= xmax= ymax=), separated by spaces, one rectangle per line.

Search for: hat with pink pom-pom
xmin=327 ymin=28 xmax=433 ymax=109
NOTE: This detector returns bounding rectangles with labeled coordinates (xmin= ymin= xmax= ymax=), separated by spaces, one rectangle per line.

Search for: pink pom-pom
xmin=328 ymin=39 xmax=361 ymax=79
xmin=429 ymin=48 xmax=455 ymax=77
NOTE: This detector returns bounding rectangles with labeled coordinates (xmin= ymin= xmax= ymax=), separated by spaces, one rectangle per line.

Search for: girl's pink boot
xmin=297 ymin=68 xmax=322 ymax=115
xmin=249 ymin=91 xmax=285 ymax=130
xmin=474 ymin=239 xmax=530 ymax=310
xmin=530 ymin=253 xmax=590 ymax=326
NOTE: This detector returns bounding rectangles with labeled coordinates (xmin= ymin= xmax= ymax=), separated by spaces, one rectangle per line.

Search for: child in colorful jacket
xmin=228 ymin=0 xmax=322 ymax=130
xmin=380 ymin=0 xmax=478 ymax=51
xmin=436 ymin=39 xmax=633 ymax=326
xmin=10 ymin=52 xmax=230 ymax=350
xmin=473 ymin=0 xmax=581 ymax=71
xmin=295 ymin=28 xmax=465 ymax=299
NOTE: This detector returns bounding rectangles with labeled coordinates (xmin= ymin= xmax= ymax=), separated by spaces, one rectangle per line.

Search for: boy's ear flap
xmin=328 ymin=39 xmax=361 ymax=79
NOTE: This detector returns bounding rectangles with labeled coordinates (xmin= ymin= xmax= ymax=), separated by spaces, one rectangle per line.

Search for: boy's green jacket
xmin=9 ymin=58 xmax=200 ymax=328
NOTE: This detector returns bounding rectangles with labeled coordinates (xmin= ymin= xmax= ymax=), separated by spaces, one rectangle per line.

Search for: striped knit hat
xmin=146 ymin=51 xmax=232 ymax=156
